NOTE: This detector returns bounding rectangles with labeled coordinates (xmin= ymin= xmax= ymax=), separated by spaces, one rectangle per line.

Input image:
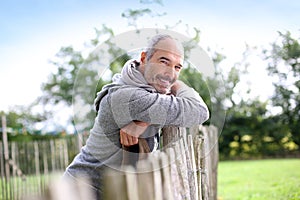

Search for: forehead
xmin=152 ymin=49 xmax=183 ymax=64
xmin=154 ymin=38 xmax=184 ymax=57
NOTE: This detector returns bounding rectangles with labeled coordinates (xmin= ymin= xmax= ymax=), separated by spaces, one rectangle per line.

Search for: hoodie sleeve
xmin=109 ymin=84 xmax=209 ymax=128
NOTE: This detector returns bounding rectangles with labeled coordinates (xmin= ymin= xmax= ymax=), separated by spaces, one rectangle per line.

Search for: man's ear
xmin=140 ymin=51 xmax=147 ymax=64
xmin=138 ymin=51 xmax=147 ymax=75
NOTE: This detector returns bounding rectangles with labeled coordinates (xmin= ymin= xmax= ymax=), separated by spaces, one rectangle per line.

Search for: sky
xmin=1 ymin=0 xmax=299 ymax=130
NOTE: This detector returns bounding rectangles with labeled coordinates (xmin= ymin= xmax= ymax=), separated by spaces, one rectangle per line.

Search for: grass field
xmin=218 ymin=159 xmax=300 ymax=200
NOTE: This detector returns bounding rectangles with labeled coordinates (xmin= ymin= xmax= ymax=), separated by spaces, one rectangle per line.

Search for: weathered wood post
xmin=77 ymin=133 xmax=83 ymax=152
xmin=1 ymin=115 xmax=10 ymax=189
xmin=34 ymin=141 xmax=42 ymax=196
xmin=162 ymin=125 xmax=219 ymax=200
xmin=50 ymin=140 xmax=56 ymax=171
xmin=187 ymin=134 xmax=199 ymax=200
xmin=162 ymin=126 xmax=185 ymax=147
xmin=200 ymin=125 xmax=219 ymax=200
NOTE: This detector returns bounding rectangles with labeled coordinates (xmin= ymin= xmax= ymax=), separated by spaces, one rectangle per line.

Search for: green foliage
xmin=41 ymin=46 xmax=84 ymax=106
xmin=263 ymin=31 xmax=300 ymax=146
xmin=38 ymin=1 xmax=178 ymax=131
xmin=1 ymin=107 xmax=47 ymax=135
xmin=1 ymin=110 xmax=23 ymax=130
xmin=25 ymin=1 xmax=299 ymax=159
xmin=121 ymin=0 xmax=166 ymax=28
xmin=179 ymin=63 xmax=225 ymax=129
xmin=220 ymin=94 xmax=299 ymax=160
xmin=179 ymin=66 xmax=210 ymax=108
xmin=7 ymin=131 xmax=65 ymax=142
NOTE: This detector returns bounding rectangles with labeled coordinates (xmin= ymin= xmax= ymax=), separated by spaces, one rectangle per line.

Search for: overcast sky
xmin=1 ymin=0 xmax=299 ymax=113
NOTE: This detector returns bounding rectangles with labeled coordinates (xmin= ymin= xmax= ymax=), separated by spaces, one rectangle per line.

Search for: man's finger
xmin=120 ymin=130 xmax=127 ymax=146
xmin=126 ymin=134 xmax=138 ymax=146
xmin=131 ymin=136 xmax=138 ymax=145
xmin=120 ymin=130 xmax=138 ymax=146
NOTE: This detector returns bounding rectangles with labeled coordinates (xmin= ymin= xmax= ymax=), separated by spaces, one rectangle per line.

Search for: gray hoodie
xmin=63 ymin=59 xmax=209 ymax=198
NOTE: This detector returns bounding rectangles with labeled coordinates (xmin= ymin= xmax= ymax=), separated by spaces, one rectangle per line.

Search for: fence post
xmin=34 ymin=141 xmax=41 ymax=195
xmin=77 ymin=133 xmax=83 ymax=152
xmin=162 ymin=125 xmax=218 ymax=200
xmin=50 ymin=140 xmax=56 ymax=171
xmin=162 ymin=126 xmax=185 ymax=147
xmin=1 ymin=115 xmax=10 ymax=188
xmin=187 ymin=134 xmax=199 ymax=200
xmin=200 ymin=125 xmax=219 ymax=200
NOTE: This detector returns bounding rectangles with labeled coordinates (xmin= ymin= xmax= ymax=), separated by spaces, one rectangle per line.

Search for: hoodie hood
xmin=94 ymin=59 xmax=156 ymax=112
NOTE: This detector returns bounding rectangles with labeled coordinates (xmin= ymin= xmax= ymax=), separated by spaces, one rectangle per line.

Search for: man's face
xmin=141 ymin=39 xmax=184 ymax=94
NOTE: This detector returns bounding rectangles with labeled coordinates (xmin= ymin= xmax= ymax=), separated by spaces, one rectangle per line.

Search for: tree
xmin=38 ymin=2 xmax=209 ymax=132
xmin=37 ymin=2 xmax=167 ymax=132
xmin=179 ymin=48 xmax=228 ymax=131
xmin=0 ymin=106 xmax=46 ymax=135
xmin=263 ymin=31 xmax=300 ymax=147
xmin=38 ymin=0 xmax=290 ymax=160
xmin=39 ymin=25 xmax=130 ymax=132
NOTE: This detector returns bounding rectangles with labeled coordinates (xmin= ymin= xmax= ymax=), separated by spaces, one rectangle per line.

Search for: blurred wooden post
xmin=77 ymin=133 xmax=83 ymax=152
xmin=136 ymin=159 xmax=155 ymax=200
xmin=200 ymin=135 xmax=209 ymax=200
xmin=0 ymin=141 xmax=4 ymax=200
xmin=165 ymin=147 xmax=182 ymax=200
xmin=1 ymin=115 xmax=10 ymax=183
xmin=50 ymin=140 xmax=56 ymax=171
xmin=63 ymin=139 xmax=69 ymax=168
xmin=125 ymin=166 xmax=139 ymax=200
xmin=148 ymin=154 xmax=163 ymax=200
xmin=159 ymin=152 xmax=174 ymax=200
xmin=43 ymin=141 xmax=49 ymax=175
xmin=187 ymin=134 xmax=198 ymax=200
xmin=104 ymin=168 xmax=127 ymax=200
xmin=200 ymin=125 xmax=219 ymax=200
xmin=34 ymin=141 xmax=41 ymax=195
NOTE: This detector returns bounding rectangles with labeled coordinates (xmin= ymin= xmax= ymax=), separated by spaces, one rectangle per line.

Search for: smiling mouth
xmin=157 ymin=77 xmax=171 ymax=88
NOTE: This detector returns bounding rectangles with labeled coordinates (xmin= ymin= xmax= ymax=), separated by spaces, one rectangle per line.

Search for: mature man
xmin=63 ymin=34 xmax=209 ymax=199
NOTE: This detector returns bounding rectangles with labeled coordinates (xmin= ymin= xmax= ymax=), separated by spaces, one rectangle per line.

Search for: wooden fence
xmin=44 ymin=125 xmax=219 ymax=200
xmin=1 ymin=113 xmax=218 ymax=200
xmin=102 ymin=125 xmax=219 ymax=200
xmin=0 ymin=115 xmax=89 ymax=200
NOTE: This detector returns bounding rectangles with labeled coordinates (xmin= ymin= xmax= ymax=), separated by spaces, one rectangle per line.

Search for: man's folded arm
xmin=110 ymin=83 xmax=209 ymax=128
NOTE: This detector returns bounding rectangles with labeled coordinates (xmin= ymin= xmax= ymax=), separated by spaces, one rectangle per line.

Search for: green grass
xmin=218 ymin=159 xmax=300 ymax=200
xmin=0 ymin=173 xmax=59 ymax=200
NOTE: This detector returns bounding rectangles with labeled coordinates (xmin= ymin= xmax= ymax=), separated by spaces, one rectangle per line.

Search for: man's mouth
xmin=157 ymin=77 xmax=170 ymax=88
xmin=156 ymin=75 xmax=173 ymax=88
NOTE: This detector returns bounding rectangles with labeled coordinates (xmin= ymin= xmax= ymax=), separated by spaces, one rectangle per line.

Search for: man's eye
xmin=175 ymin=66 xmax=182 ymax=70
xmin=160 ymin=60 xmax=168 ymax=65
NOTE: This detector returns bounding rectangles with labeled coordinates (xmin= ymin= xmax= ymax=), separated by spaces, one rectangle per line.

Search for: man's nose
xmin=164 ymin=65 xmax=177 ymax=78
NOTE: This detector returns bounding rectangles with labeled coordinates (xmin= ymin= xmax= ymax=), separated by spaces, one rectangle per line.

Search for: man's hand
xmin=170 ymin=80 xmax=185 ymax=96
xmin=120 ymin=121 xmax=149 ymax=146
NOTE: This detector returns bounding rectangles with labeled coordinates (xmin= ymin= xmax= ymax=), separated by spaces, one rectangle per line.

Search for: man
xmin=63 ymin=34 xmax=209 ymax=199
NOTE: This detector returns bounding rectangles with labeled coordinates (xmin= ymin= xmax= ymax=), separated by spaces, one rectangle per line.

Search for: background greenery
xmin=1 ymin=0 xmax=299 ymax=161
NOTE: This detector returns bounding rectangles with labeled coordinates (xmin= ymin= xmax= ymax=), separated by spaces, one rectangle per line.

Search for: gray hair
xmin=145 ymin=34 xmax=183 ymax=61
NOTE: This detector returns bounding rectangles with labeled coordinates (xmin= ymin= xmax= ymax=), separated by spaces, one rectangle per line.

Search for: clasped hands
xmin=119 ymin=80 xmax=184 ymax=146
xmin=120 ymin=121 xmax=149 ymax=146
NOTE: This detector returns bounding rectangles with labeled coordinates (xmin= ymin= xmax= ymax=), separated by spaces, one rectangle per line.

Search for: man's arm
xmin=111 ymin=80 xmax=209 ymax=129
